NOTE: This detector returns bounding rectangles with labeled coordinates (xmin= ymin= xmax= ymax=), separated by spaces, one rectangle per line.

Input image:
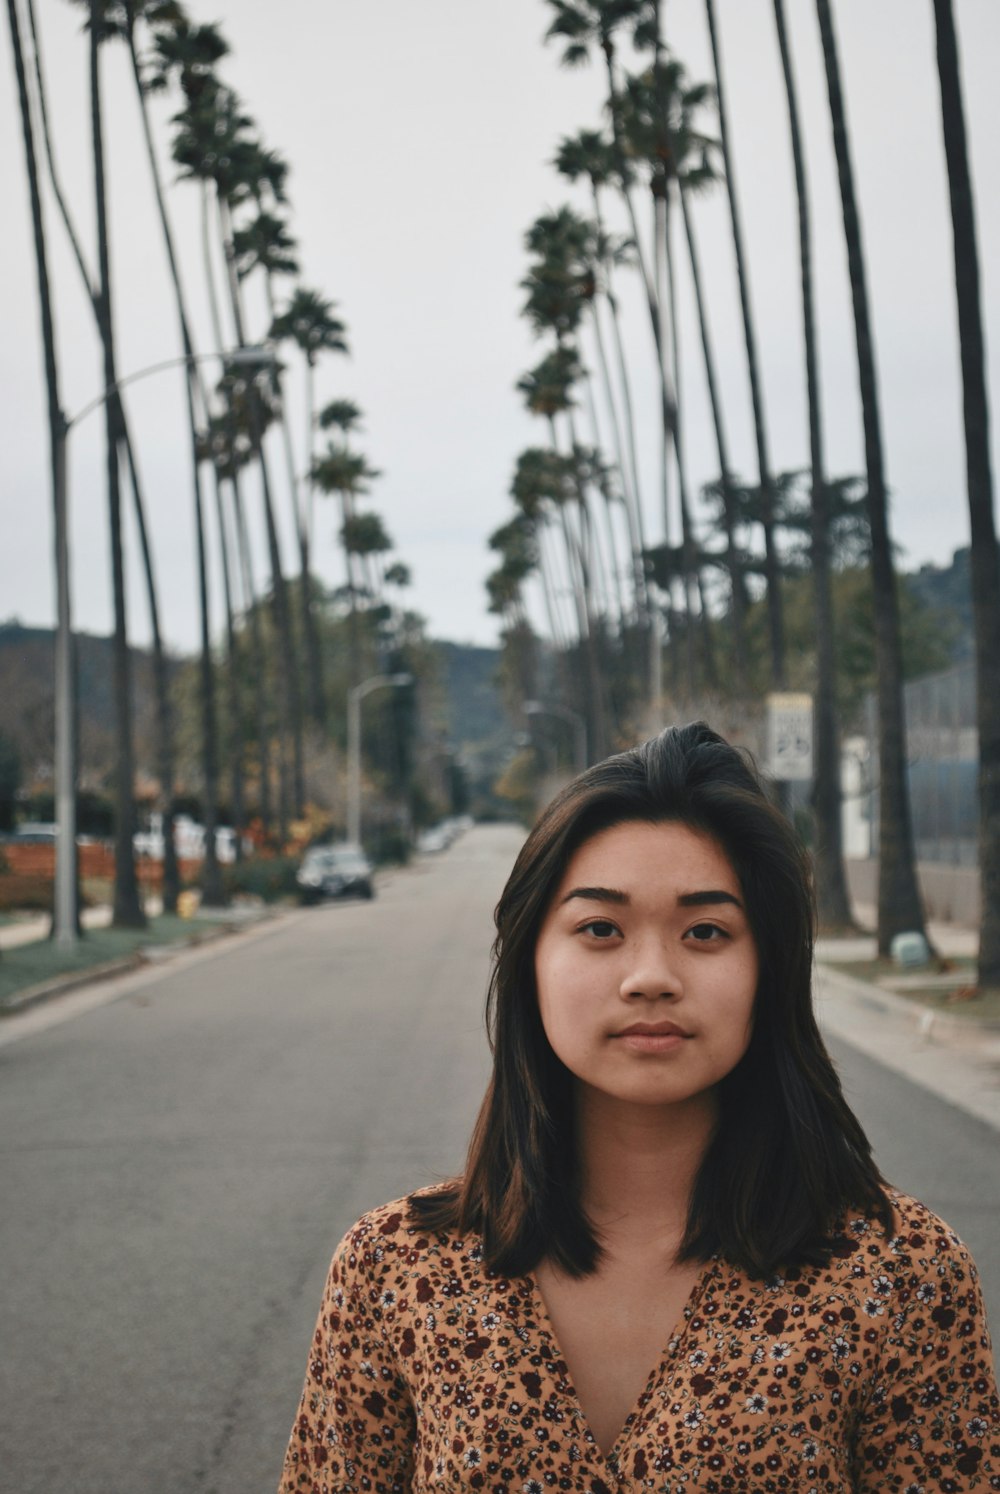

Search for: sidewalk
xmin=815 ymin=907 xmax=1000 ymax=1132
xmin=0 ymin=903 xmax=114 ymax=951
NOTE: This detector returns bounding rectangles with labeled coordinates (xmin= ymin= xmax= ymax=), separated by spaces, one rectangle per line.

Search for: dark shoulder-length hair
xmin=410 ymin=721 xmax=891 ymax=1278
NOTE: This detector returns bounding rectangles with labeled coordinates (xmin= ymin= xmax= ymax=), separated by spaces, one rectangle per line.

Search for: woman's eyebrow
xmin=677 ymin=889 xmax=744 ymax=909
xmin=560 ymin=885 xmax=629 ymax=906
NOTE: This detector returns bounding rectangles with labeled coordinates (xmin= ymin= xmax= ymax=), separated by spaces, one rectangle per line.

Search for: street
xmin=1 ymin=823 xmax=998 ymax=1494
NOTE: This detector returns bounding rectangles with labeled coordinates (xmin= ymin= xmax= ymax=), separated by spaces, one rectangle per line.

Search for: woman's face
xmin=533 ymin=819 xmax=759 ymax=1114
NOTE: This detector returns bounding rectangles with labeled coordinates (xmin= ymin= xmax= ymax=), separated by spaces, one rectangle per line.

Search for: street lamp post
xmin=347 ymin=673 xmax=413 ymax=847
xmin=523 ymin=700 xmax=588 ymax=774
xmin=50 ymin=346 xmax=276 ymax=946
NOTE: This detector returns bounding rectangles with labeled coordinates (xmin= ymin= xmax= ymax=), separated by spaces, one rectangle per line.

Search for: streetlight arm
xmin=523 ymin=700 xmax=588 ymax=773
xmin=346 ymin=673 xmax=414 ymax=845
xmin=66 ymin=347 xmax=276 ymax=430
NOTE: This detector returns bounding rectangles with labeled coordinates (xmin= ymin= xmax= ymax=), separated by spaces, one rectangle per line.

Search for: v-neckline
xmin=524 ymin=1256 xmax=717 ymax=1464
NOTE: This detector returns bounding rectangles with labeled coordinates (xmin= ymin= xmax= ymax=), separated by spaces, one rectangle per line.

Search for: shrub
xmin=0 ymin=874 xmax=54 ymax=912
xmin=224 ymin=854 xmax=300 ymax=903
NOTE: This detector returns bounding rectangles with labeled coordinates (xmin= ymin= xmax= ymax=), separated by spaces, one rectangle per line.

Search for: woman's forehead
xmin=556 ymin=818 xmax=741 ymax=892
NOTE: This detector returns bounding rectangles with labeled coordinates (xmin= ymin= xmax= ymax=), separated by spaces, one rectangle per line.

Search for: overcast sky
xmin=3 ymin=0 xmax=998 ymax=657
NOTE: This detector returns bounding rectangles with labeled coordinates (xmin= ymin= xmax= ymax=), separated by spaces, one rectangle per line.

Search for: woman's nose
xmin=618 ymin=939 xmax=682 ymax=1001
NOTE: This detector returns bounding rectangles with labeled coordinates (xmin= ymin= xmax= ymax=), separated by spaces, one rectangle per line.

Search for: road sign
xmin=766 ymin=692 xmax=814 ymax=781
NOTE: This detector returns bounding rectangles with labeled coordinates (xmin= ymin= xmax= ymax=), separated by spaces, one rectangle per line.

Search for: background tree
xmin=269 ymin=287 xmax=349 ymax=728
xmin=771 ymin=0 xmax=852 ymax=927
xmin=932 ymin=0 xmax=1000 ymax=989
xmin=814 ymin=0 xmax=927 ymax=953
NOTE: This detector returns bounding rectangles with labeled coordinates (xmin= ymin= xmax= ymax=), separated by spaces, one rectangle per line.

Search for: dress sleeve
xmin=851 ymin=1226 xmax=1000 ymax=1491
xmin=277 ymin=1230 xmax=416 ymax=1494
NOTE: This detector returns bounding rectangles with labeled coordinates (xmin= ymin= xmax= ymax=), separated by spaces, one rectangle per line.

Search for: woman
xmin=278 ymin=723 xmax=999 ymax=1492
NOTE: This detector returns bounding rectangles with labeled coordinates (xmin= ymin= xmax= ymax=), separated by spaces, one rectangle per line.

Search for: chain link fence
xmin=859 ymin=663 xmax=978 ymax=867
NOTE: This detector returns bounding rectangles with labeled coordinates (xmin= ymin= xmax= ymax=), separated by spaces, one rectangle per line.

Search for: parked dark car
xmin=296 ymin=844 xmax=375 ymax=903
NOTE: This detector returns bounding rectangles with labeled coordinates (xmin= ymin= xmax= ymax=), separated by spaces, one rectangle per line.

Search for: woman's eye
xmin=581 ymin=919 xmax=619 ymax=940
xmin=686 ymin=922 xmax=728 ymax=943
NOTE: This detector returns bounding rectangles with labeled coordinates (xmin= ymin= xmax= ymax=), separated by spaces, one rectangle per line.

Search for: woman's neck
xmin=574 ymin=1087 xmax=717 ymax=1256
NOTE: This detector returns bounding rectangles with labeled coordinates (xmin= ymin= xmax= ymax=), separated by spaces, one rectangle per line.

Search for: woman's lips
xmin=614 ymin=1021 xmax=689 ymax=1053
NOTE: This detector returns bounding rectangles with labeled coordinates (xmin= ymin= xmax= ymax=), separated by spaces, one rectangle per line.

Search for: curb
xmin=0 ymin=914 xmax=278 ymax=1019
xmin=816 ymin=959 xmax=1000 ymax=1052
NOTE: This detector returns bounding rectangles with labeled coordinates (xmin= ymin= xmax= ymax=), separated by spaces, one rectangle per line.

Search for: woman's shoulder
xmin=874 ymin=1188 xmax=976 ymax=1265
xmin=330 ymin=1184 xmax=481 ymax=1286
xmin=335 ymin=1185 xmax=451 ymax=1246
xmin=823 ymin=1187 xmax=982 ymax=1292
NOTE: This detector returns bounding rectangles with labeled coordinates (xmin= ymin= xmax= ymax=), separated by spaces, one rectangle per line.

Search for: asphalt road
xmin=1 ymin=823 xmax=997 ymax=1494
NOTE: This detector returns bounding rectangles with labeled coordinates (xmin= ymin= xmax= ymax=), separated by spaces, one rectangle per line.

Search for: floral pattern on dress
xmin=278 ymin=1189 xmax=999 ymax=1493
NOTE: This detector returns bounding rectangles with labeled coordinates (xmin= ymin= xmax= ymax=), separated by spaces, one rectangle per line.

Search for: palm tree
xmin=341 ymin=511 xmax=393 ymax=606
xmin=703 ymin=0 xmax=785 ymax=687
xmin=517 ymin=346 xmax=610 ymax=758
xmin=34 ymin=1 xmax=184 ymax=908
xmin=171 ymin=83 xmax=305 ymax=828
xmin=813 ymin=0 xmax=927 ymax=954
xmin=203 ymin=411 xmax=272 ymax=833
xmin=770 ymin=0 xmax=852 ymax=928
xmin=311 ymin=435 xmax=380 ymax=686
xmin=119 ymin=0 xmax=232 ymax=904
xmin=932 ymin=0 xmax=1000 ymax=989
xmin=510 ymin=448 xmax=573 ymax=650
xmin=269 ymin=286 xmax=349 ymax=726
xmin=233 ymin=214 xmax=328 ymax=738
xmin=676 ymin=183 xmax=748 ymax=679
xmin=545 ymin=2 xmax=678 ymax=545
xmin=617 ymin=59 xmax=724 ymax=693
xmin=85 ymin=0 xmax=144 ymax=927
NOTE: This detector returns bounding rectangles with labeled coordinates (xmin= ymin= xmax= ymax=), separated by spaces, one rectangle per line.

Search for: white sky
xmin=2 ymin=0 xmax=998 ymax=655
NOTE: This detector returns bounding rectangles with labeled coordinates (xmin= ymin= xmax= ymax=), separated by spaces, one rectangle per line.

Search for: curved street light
xmin=523 ymin=700 xmax=588 ymax=775
xmin=346 ymin=673 xmax=414 ymax=847
xmin=51 ymin=346 xmax=277 ymax=945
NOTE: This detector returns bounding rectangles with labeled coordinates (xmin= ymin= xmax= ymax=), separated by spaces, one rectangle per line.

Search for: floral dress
xmin=278 ymin=1189 xmax=999 ymax=1493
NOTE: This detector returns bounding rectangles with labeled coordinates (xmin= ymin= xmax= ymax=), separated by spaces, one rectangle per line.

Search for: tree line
xmin=8 ymin=0 xmax=434 ymax=927
xmin=484 ymin=0 xmax=1000 ymax=988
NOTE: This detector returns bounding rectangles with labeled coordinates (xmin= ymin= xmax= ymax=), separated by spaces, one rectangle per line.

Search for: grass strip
xmin=0 ymin=914 xmax=229 ymax=1009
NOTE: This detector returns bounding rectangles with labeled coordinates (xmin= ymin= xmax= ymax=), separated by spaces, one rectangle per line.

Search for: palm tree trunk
xmin=535 ymin=522 xmax=569 ymax=650
xmin=277 ymin=369 xmax=325 ymax=728
xmin=605 ymin=60 xmax=678 ymax=537
xmin=206 ymin=458 xmax=245 ymax=858
xmin=678 ymin=185 xmax=748 ymax=679
xmin=663 ymin=191 xmax=700 ymax=697
xmin=118 ymin=423 xmax=182 ymax=911
xmin=581 ymin=371 xmax=628 ymax=633
xmin=708 ymin=0 xmax=786 ymax=687
xmin=932 ymin=0 xmax=1000 ymax=988
xmin=592 ymin=183 xmax=649 ymax=595
xmin=549 ymin=416 xmax=607 ymax=758
xmin=814 ymin=0 xmax=926 ymax=953
xmin=229 ymin=471 xmax=272 ymax=832
xmin=263 ymin=275 xmax=326 ymax=729
xmin=8 ymin=0 xmax=80 ymax=940
xmin=769 ymin=15 xmax=852 ymax=927
xmin=89 ymin=2 xmax=144 ymax=928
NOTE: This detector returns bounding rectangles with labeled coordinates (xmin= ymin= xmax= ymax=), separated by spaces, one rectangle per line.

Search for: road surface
xmin=1 ymin=824 xmax=997 ymax=1493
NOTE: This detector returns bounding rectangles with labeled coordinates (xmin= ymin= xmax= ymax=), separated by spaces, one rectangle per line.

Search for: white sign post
xmin=766 ymin=692 xmax=814 ymax=781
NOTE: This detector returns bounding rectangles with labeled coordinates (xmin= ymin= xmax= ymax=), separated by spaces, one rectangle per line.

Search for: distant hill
xmin=0 ymin=620 xmax=512 ymax=802
xmin=433 ymin=640 xmax=507 ymax=746
xmin=0 ymin=621 xmax=168 ymax=786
